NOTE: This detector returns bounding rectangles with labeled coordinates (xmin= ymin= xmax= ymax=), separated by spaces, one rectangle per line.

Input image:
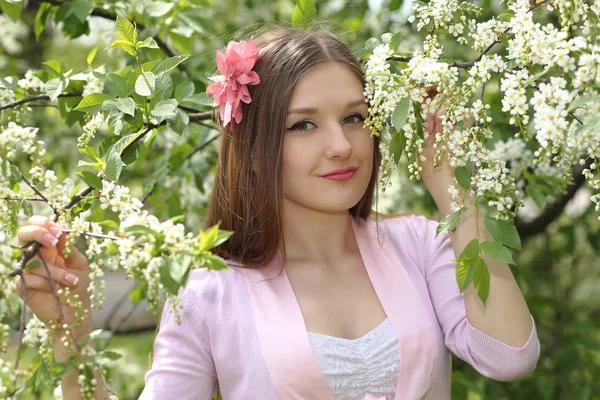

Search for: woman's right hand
xmin=14 ymin=215 xmax=92 ymax=334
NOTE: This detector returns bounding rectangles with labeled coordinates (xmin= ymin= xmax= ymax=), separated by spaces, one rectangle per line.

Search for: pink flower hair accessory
xmin=206 ymin=40 xmax=261 ymax=132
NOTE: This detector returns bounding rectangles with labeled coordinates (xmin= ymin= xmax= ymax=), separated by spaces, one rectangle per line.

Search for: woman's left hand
xmin=418 ymin=89 xmax=456 ymax=205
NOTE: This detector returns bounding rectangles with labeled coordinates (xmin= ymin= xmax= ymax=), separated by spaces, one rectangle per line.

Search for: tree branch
xmin=389 ymin=0 xmax=550 ymax=69
xmin=38 ymin=0 xmax=185 ymax=72
xmin=0 ymin=92 xmax=81 ymax=112
xmin=516 ymin=157 xmax=592 ymax=240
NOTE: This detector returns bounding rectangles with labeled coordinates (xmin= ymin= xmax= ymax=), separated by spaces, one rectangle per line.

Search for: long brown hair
xmin=203 ymin=25 xmax=382 ymax=268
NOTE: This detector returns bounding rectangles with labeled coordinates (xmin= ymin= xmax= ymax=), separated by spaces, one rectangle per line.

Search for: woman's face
xmin=281 ymin=62 xmax=374 ymax=214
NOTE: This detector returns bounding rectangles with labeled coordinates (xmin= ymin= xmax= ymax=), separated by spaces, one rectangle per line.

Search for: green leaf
xmin=391 ymin=96 xmax=411 ymax=130
xmin=473 ymin=258 xmax=490 ymax=304
xmin=95 ymin=350 xmax=122 ymax=365
xmin=389 ymin=130 xmax=405 ymax=165
xmin=105 ymin=152 xmax=124 ymax=182
xmin=153 ymin=55 xmax=190 ymax=76
xmin=568 ymin=95 xmax=600 ymax=111
xmin=75 ymin=93 xmax=114 ymax=113
xmin=76 ymin=171 xmax=102 ymax=189
xmin=365 ymin=37 xmax=379 ymax=51
xmin=129 ymin=281 xmax=148 ymax=305
xmin=389 ymin=0 xmax=404 ymax=11
xmin=138 ymin=37 xmax=159 ymax=49
xmin=484 ymin=217 xmax=522 ymax=250
xmin=175 ymin=81 xmax=195 ymax=101
xmin=135 ymin=71 xmax=156 ymax=96
xmin=24 ymin=260 xmax=41 ymax=270
xmin=34 ymin=2 xmax=52 ymax=40
xmin=199 ymin=223 xmax=220 ymax=250
xmin=45 ymin=78 xmax=67 ymax=102
xmin=498 ymin=9 xmax=515 ymax=21
xmin=70 ymin=0 xmax=94 ymax=22
xmin=151 ymin=99 xmax=178 ymax=119
xmin=181 ymin=92 xmax=213 ymax=107
xmin=436 ymin=206 xmax=467 ymax=237
xmin=159 ymin=261 xmax=180 ymax=294
xmin=454 ymin=164 xmax=472 ymax=189
xmin=203 ymin=254 xmax=229 ymax=271
xmin=124 ymin=224 xmax=163 ymax=238
xmin=1 ymin=0 xmax=23 ymax=21
xmin=104 ymin=73 xmax=130 ymax=98
xmin=481 ymin=240 xmax=515 ymax=265
xmin=455 ymin=239 xmax=480 ymax=292
xmin=455 ymin=256 xmax=478 ymax=292
xmin=116 ymin=97 xmax=136 ymax=116
xmin=116 ymin=14 xmax=137 ymax=44
xmin=87 ymin=44 xmax=99 ymax=65
xmin=169 ymin=253 xmax=192 ymax=283
xmin=460 ymin=238 xmax=481 ymax=258
xmin=213 ymin=230 xmax=234 ymax=248
xmin=145 ymin=1 xmax=174 ymax=17
xmin=526 ymin=184 xmax=546 ymax=210
xmin=291 ymin=0 xmax=317 ymax=27
xmin=167 ymin=109 xmax=190 ymax=135
xmin=108 ymin=39 xmax=137 ymax=56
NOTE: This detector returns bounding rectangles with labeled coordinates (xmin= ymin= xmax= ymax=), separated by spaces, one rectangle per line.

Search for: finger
xmin=18 ymin=225 xmax=62 ymax=248
xmin=55 ymin=225 xmax=88 ymax=269
xmin=26 ymin=216 xmax=87 ymax=269
xmin=25 ymin=261 xmax=80 ymax=287
xmin=15 ymin=273 xmax=56 ymax=295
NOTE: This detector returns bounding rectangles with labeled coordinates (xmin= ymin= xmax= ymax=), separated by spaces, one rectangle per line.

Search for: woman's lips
xmin=322 ymin=168 xmax=356 ymax=181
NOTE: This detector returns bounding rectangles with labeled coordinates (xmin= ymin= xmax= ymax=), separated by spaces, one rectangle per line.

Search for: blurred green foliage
xmin=1 ymin=0 xmax=599 ymax=398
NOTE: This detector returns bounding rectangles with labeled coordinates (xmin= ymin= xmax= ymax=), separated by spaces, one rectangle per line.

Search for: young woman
xmin=16 ymin=26 xmax=539 ymax=400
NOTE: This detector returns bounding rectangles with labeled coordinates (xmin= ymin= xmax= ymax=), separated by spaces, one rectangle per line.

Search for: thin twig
xmin=37 ymin=249 xmax=81 ymax=352
xmin=141 ymin=134 xmax=219 ymax=203
xmin=103 ymin=283 xmax=138 ymax=331
xmin=13 ymin=272 xmax=27 ymax=372
xmin=1 ymin=197 xmax=47 ymax=202
xmin=184 ymin=134 xmax=220 ymax=161
xmin=110 ymin=302 xmax=140 ymax=335
xmin=0 ymin=93 xmax=81 ymax=112
xmin=7 ymin=160 xmax=49 ymax=202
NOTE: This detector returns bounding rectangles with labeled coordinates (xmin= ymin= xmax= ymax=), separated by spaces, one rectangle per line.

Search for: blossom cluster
xmin=17 ymin=70 xmax=46 ymax=92
xmin=0 ymin=15 xmax=28 ymax=55
xmin=78 ymin=113 xmax=105 ymax=149
xmin=82 ymin=67 xmax=106 ymax=98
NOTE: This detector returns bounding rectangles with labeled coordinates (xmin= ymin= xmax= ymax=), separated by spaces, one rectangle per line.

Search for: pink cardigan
xmin=140 ymin=215 xmax=540 ymax=399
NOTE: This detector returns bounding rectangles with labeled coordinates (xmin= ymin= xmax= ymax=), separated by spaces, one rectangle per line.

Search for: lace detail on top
xmin=307 ymin=318 xmax=400 ymax=400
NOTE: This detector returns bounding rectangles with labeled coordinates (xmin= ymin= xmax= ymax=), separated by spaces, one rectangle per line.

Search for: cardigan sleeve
xmin=139 ymin=270 xmax=218 ymax=399
xmin=410 ymin=215 xmax=540 ymax=381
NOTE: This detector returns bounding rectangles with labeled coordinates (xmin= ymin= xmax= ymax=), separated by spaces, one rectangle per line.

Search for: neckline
xmin=306 ymin=318 xmax=390 ymax=342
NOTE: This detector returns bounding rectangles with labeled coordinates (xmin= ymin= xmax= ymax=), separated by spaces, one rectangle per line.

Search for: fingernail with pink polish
xmin=43 ymin=233 xmax=59 ymax=247
xmin=64 ymin=273 xmax=79 ymax=286
xmin=49 ymin=226 xmax=63 ymax=239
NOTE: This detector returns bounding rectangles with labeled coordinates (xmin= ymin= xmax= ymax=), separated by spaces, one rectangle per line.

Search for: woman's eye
xmin=287 ymin=120 xmax=316 ymax=132
xmin=344 ymin=113 xmax=366 ymax=124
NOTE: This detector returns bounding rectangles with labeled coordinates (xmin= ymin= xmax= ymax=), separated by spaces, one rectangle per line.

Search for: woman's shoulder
xmin=183 ymin=263 xmax=247 ymax=305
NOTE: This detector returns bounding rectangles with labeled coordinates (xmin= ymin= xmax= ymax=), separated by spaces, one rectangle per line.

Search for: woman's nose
xmin=324 ymin=122 xmax=352 ymax=160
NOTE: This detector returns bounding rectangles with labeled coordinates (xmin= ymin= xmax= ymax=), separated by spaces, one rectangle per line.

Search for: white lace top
xmin=307 ymin=318 xmax=400 ymax=400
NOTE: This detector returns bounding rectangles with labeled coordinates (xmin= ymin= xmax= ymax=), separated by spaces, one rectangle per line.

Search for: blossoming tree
xmin=1 ymin=0 xmax=599 ymax=398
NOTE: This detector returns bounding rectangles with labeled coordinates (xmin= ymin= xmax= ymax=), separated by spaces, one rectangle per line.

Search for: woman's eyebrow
xmin=287 ymin=98 xmax=367 ymax=116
